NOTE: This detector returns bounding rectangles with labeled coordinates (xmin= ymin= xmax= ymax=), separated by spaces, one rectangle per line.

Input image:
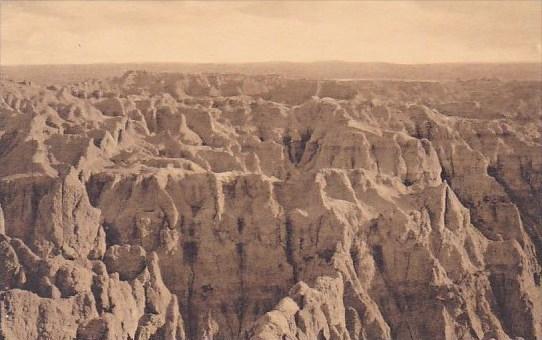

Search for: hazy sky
xmin=1 ymin=1 xmax=541 ymax=65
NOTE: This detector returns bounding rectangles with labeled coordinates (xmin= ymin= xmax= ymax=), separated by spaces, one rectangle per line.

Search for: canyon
xmin=0 ymin=71 xmax=541 ymax=340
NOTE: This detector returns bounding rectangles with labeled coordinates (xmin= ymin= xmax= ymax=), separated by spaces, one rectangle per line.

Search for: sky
xmin=1 ymin=1 xmax=541 ymax=65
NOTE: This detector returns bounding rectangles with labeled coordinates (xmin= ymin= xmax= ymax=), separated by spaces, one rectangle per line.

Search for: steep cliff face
xmin=0 ymin=73 xmax=541 ymax=340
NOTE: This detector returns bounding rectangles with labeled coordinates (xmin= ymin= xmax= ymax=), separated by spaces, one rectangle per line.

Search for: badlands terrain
xmin=0 ymin=70 xmax=541 ymax=340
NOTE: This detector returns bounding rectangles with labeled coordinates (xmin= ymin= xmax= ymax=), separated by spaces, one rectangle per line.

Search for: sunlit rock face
xmin=0 ymin=73 xmax=541 ymax=340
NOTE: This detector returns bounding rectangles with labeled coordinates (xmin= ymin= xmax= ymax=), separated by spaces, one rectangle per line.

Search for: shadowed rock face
xmin=0 ymin=72 xmax=541 ymax=340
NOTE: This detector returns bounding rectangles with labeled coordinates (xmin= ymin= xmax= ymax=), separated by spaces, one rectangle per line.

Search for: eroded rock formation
xmin=0 ymin=72 xmax=541 ymax=339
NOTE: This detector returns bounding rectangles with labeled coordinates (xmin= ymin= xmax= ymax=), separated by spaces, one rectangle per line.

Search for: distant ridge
xmin=1 ymin=61 xmax=540 ymax=84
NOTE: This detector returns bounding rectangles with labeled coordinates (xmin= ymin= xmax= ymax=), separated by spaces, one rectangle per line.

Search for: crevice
xmin=235 ymin=295 xmax=247 ymax=336
xmin=220 ymin=302 xmax=235 ymax=338
xmin=103 ymin=222 xmax=121 ymax=247
xmin=317 ymin=248 xmax=335 ymax=263
xmin=185 ymin=264 xmax=197 ymax=340
xmin=85 ymin=176 xmax=107 ymax=208
xmin=372 ymin=245 xmax=385 ymax=271
xmin=349 ymin=245 xmax=360 ymax=275
xmin=404 ymin=252 xmax=412 ymax=280
xmin=304 ymin=142 xmax=319 ymax=164
xmin=237 ymin=217 xmax=245 ymax=234
xmin=489 ymin=273 xmax=510 ymax=332
xmin=91 ymin=277 xmax=105 ymax=315
xmin=402 ymin=178 xmax=414 ymax=187
xmin=285 ymin=217 xmax=298 ymax=282
xmin=317 ymin=329 xmax=326 ymax=340
xmin=282 ymin=129 xmax=313 ymax=165
xmin=183 ymin=241 xmax=198 ymax=265
xmin=236 ymin=242 xmax=246 ymax=271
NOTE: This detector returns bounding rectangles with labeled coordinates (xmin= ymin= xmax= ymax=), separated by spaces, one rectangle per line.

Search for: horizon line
xmin=1 ymin=60 xmax=541 ymax=67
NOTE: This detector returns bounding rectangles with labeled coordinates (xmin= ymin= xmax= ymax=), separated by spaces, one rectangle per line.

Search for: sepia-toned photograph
xmin=0 ymin=1 xmax=541 ymax=339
